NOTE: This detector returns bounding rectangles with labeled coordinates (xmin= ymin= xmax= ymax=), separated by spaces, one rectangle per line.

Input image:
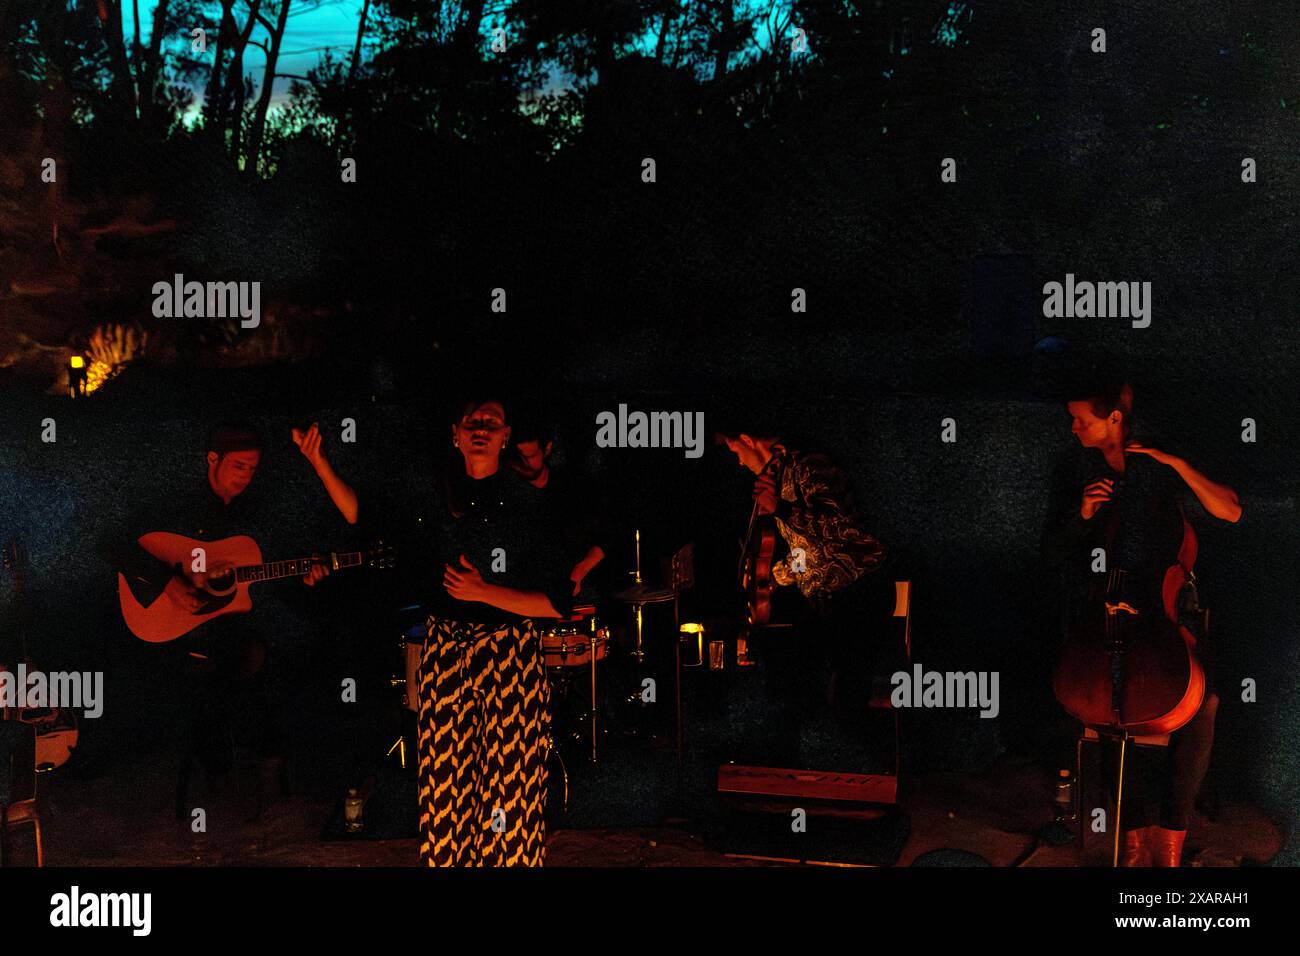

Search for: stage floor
xmin=8 ymin=749 xmax=1281 ymax=868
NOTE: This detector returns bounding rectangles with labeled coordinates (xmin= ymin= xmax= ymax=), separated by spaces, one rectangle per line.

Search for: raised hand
xmin=292 ymin=422 xmax=326 ymax=468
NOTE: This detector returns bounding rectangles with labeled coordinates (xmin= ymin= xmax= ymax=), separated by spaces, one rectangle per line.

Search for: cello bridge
xmin=1103 ymin=601 xmax=1140 ymax=617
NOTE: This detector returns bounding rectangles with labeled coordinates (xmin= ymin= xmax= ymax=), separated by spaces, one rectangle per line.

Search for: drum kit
xmin=387 ymin=532 xmax=697 ymax=804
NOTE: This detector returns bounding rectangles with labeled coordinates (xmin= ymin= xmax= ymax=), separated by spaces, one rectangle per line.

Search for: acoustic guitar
xmin=118 ymin=532 xmax=394 ymax=643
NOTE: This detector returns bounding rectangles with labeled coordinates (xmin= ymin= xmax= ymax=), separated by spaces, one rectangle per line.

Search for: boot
xmin=1148 ymin=826 xmax=1187 ymax=867
xmin=1121 ymin=827 xmax=1152 ymax=867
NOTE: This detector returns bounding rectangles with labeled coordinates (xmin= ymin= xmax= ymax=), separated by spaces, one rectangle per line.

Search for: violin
xmin=738 ymin=458 xmax=779 ymax=627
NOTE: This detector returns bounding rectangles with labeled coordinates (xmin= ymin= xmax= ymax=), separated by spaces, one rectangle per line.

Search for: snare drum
xmin=541 ymin=605 xmax=609 ymax=669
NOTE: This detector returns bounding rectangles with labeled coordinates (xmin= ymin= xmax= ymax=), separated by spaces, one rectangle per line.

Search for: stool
xmin=1076 ymin=727 xmax=1171 ymax=866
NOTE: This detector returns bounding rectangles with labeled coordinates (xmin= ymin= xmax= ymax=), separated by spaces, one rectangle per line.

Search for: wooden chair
xmin=1076 ymin=727 xmax=1170 ymax=864
xmin=868 ymin=580 xmax=914 ymax=780
xmin=0 ymin=720 xmax=43 ymax=867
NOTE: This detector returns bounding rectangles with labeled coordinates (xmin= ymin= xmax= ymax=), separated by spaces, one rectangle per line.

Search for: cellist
xmin=1046 ymin=381 xmax=1241 ymax=866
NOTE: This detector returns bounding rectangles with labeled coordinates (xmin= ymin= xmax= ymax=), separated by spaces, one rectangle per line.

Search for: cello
xmin=1053 ymin=471 xmax=1205 ymax=737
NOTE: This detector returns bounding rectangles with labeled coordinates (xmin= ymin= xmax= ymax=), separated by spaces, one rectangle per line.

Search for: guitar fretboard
xmin=236 ymin=551 xmax=364 ymax=584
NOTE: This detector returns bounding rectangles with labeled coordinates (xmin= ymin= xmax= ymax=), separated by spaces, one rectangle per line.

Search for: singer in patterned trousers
xmin=416 ymin=616 xmax=551 ymax=866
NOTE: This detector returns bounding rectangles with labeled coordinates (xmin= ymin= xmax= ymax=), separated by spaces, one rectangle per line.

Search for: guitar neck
xmin=236 ymin=551 xmax=364 ymax=584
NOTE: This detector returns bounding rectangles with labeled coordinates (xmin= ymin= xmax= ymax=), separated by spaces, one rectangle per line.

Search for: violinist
xmin=717 ymin=426 xmax=888 ymax=767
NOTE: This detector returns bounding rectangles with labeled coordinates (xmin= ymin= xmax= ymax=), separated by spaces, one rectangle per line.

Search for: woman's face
xmin=452 ymin=401 xmax=511 ymax=468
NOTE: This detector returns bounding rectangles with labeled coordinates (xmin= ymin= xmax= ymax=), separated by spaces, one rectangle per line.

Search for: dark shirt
xmin=387 ymin=467 xmax=575 ymax=627
xmin=117 ymin=484 xmax=275 ymax=603
xmin=537 ymin=467 xmax=610 ymax=565
xmin=1043 ymin=447 xmax=1188 ymax=614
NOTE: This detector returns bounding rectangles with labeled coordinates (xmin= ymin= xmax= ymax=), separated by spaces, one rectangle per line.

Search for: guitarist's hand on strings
xmin=752 ymin=471 xmax=778 ymax=516
xmin=162 ymin=574 xmax=206 ymax=613
xmin=1080 ymin=478 xmax=1115 ymax=521
xmin=303 ymin=557 xmax=330 ymax=586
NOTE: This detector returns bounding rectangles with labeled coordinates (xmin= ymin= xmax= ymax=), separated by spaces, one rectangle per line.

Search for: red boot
xmin=1121 ymin=827 xmax=1152 ymax=867
xmin=1149 ymin=827 xmax=1187 ymax=867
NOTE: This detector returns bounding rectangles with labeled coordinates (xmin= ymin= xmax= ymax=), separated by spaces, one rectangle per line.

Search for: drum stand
xmin=387 ymin=675 xmax=411 ymax=770
xmin=632 ymin=529 xmax=645 ymax=663
xmin=618 ymin=529 xmax=679 ymax=664
xmin=388 ymin=613 xmax=427 ymax=772
xmin=613 ymin=537 xmax=692 ymax=772
xmin=587 ymin=622 xmax=601 ymax=762
xmin=544 ymin=732 xmax=569 ymax=813
xmin=385 ymin=731 xmax=408 ymax=770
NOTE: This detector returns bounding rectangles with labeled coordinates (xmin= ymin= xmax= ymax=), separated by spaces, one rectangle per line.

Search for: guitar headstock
xmin=365 ymin=540 xmax=397 ymax=570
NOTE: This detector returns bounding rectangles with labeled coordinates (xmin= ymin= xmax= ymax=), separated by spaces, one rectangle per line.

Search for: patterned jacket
xmin=767 ymin=446 xmax=886 ymax=597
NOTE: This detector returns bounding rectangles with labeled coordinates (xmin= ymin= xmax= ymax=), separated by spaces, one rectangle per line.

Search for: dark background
xmin=1 ymin=0 xmax=1297 ymax=861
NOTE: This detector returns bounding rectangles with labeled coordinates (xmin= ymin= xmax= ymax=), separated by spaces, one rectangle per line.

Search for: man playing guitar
xmin=117 ymin=421 xmax=350 ymax=819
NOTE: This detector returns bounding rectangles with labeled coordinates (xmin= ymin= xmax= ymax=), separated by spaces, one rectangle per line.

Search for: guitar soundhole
xmin=205 ymin=568 xmax=236 ymax=594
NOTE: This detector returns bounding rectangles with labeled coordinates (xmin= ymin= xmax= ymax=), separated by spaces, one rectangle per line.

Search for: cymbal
xmin=613 ymin=583 xmax=677 ymax=605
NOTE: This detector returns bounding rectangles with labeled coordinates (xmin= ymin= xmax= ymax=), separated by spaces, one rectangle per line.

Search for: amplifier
xmin=715 ymin=764 xmax=908 ymax=866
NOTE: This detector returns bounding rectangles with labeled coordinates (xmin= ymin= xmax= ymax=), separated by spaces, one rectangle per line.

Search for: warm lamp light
xmin=68 ymin=353 xmax=88 ymax=398
xmin=679 ymin=622 xmax=704 ymax=668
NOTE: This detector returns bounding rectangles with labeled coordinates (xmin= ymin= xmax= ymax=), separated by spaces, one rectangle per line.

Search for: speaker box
xmin=715 ymin=765 xmax=909 ymax=866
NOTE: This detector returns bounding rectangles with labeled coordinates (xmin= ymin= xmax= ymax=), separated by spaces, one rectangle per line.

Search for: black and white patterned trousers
xmin=416 ymin=616 xmax=550 ymax=866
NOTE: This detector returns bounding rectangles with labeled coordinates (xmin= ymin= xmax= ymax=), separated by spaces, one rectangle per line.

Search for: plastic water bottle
xmin=1053 ymin=769 xmax=1076 ymax=822
xmin=344 ymin=788 xmax=364 ymax=833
